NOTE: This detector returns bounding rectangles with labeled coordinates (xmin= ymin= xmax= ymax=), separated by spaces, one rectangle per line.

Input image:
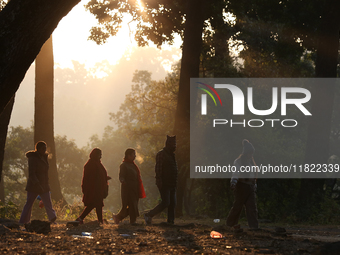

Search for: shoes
xmin=144 ymin=214 xmax=152 ymax=225
xmin=50 ymin=216 xmax=57 ymax=223
xmin=75 ymin=217 xmax=84 ymax=225
xmin=232 ymin=224 xmax=243 ymax=233
xmin=233 ymin=224 xmax=241 ymax=229
xmin=112 ymin=214 xmax=120 ymax=224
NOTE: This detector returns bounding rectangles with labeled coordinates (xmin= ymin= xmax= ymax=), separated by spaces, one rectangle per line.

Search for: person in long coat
xmin=76 ymin=148 xmax=111 ymax=224
xmin=19 ymin=141 xmax=57 ymax=224
xmin=113 ymin=148 xmax=146 ymax=224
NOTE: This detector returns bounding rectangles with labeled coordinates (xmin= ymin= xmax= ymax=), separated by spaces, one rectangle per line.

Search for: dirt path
xmin=0 ymin=218 xmax=340 ymax=254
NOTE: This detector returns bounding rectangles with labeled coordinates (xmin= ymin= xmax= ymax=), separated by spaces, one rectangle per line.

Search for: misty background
xmin=10 ymin=48 xmax=180 ymax=147
xmin=9 ymin=0 xmax=181 ymax=147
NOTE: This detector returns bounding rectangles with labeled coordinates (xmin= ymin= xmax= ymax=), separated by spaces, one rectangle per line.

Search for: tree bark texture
xmin=35 ymin=36 xmax=66 ymax=205
xmin=173 ymin=0 xmax=204 ymax=216
xmin=211 ymin=5 xmax=232 ymax=77
xmin=0 ymin=96 xmax=15 ymax=202
xmin=298 ymin=0 xmax=340 ymax=217
xmin=0 ymin=0 xmax=80 ymax=116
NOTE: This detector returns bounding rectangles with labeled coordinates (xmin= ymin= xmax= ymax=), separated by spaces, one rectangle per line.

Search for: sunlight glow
xmin=52 ymin=0 xmax=181 ymax=76
xmin=223 ymin=10 xmax=236 ymax=26
xmin=136 ymin=0 xmax=145 ymax=12
xmin=53 ymin=3 xmax=136 ymax=73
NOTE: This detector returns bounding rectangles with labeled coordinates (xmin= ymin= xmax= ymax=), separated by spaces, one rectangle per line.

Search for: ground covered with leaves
xmin=0 ymin=218 xmax=340 ymax=254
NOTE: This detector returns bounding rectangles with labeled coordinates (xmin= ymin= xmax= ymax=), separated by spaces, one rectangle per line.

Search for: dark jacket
xmin=119 ymin=161 xmax=140 ymax=201
xmin=81 ymin=158 xmax=109 ymax=207
xmin=25 ymin=151 xmax=50 ymax=194
xmin=155 ymin=147 xmax=178 ymax=188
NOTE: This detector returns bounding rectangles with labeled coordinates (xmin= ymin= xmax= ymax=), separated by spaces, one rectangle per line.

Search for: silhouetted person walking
xmin=19 ymin=141 xmax=57 ymax=224
xmin=144 ymin=135 xmax=177 ymax=225
xmin=76 ymin=148 xmax=111 ymax=224
xmin=226 ymin=139 xmax=259 ymax=231
xmin=113 ymin=148 xmax=146 ymax=224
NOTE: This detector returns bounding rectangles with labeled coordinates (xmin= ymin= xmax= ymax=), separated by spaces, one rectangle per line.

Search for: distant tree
xmin=35 ymin=36 xmax=66 ymax=205
xmin=110 ymin=68 xmax=178 ymax=145
xmin=2 ymin=126 xmax=34 ymax=206
xmin=54 ymin=135 xmax=87 ymax=202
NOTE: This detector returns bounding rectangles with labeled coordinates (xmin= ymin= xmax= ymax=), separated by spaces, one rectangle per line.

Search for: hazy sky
xmin=9 ymin=0 xmax=181 ymax=147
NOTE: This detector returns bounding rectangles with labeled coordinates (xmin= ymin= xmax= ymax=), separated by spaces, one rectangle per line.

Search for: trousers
xmin=147 ymin=186 xmax=176 ymax=223
xmin=19 ymin=191 xmax=56 ymax=224
xmin=226 ymin=182 xmax=258 ymax=229
xmin=79 ymin=203 xmax=103 ymax=222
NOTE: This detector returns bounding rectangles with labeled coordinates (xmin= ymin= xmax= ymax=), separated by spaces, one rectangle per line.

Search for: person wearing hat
xmin=144 ymin=135 xmax=178 ymax=225
xmin=226 ymin=139 xmax=259 ymax=231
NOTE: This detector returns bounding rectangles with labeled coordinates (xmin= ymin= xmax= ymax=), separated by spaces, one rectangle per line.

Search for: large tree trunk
xmin=173 ymin=0 xmax=204 ymax=216
xmin=297 ymin=0 xmax=340 ymax=218
xmin=35 ymin=36 xmax=66 ymax=205
xmin=211 ymin=5 xmax=232 ymax=77
xmin=0 ymin=96 xmax=15 ymax=202
xmin=0 ymin=0 xmax=80 ymax=116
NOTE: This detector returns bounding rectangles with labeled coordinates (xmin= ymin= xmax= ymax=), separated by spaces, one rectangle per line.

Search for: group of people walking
xmin=19 ymin=136 xmax=258 ymax=231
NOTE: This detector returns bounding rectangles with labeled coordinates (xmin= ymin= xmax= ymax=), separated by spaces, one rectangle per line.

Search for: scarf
xmin=123 ymin=159 xmax=146 ymax=199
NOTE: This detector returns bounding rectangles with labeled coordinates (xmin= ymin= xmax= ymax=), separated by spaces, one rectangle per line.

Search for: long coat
xmin=81 ymin=158 xmax=108 ymax=207
xmin=119 ymin=161 xmax=140 ymax=201
xmin=25 ymin=151 xmax=50 ymax=194
xmin=118 ymin=161 xmax=140 ymax=218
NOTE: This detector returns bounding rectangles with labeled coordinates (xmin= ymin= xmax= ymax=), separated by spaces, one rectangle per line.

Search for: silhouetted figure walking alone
xmin=76 ymin=148 xmax=111 ymax=224
xmin=226 ymin=139 xmax=259 ymax=231
xmin=144 ymin=135 xmax=178 ymax=225
xmin=19 ymin=141 xmax=57 ymax=224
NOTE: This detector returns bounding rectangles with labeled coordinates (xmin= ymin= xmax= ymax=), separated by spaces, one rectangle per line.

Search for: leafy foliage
xmin=3 ymin=126 xmax=34 ymax=206
xmin=85 ymin=0 xmax=186 ymax=46
xmin=110 ymin=67 xmax=178 ymax=145
xmin=226 ymin=0 xmax=320 ymax=77
xmin=0 ymin=201 xmax=21 ymax=219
